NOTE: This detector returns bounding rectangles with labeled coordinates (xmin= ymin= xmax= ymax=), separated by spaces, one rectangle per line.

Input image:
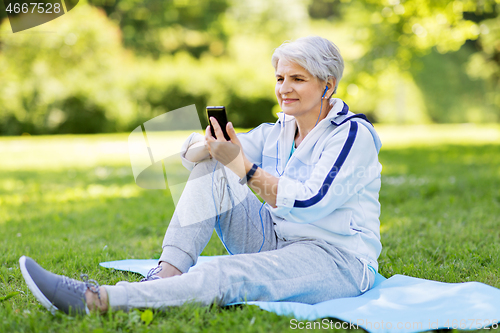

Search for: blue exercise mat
xmin=100 ymin=256 xmax=500 ymax=333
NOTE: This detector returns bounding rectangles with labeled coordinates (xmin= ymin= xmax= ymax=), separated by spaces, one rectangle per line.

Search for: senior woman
xmin=19 ymin=36 xmax=382 ymax=315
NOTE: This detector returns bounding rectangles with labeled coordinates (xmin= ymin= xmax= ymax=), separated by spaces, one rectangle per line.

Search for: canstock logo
xmin=128 ymin=105 xmax=204 ymax=206
xmin=129 ymin=104 xmax=247 ymax=227
xmin=3 ymin=0 xmax=79 ymax=32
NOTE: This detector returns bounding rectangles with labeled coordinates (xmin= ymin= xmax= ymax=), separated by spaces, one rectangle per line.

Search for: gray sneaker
xmin=19 ymin=256 xmax=102 ymax=315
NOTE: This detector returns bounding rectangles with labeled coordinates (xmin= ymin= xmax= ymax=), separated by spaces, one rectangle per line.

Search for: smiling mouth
xmin=283 ymin=99 xmax=298 ymax=104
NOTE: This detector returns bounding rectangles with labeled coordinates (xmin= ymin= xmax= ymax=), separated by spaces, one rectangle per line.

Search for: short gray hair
xmin=271 ymin=36 xmax=344 ymax=94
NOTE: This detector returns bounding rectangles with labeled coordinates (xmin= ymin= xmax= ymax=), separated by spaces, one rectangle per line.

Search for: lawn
xmin=1 ymin=124 xmax=499 ymax=332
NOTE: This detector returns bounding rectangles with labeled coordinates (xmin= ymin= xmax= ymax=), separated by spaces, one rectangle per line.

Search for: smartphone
xmin=206 ymin=106 xmax=231 ymax=141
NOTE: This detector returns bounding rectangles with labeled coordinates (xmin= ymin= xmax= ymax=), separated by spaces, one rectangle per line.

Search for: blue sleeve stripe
xmin=293 ymin=121 xmax=358 ymax=208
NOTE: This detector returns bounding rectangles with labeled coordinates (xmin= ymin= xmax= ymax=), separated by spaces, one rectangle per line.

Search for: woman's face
xmin=275 ymin=59 xmax=326 ymax=120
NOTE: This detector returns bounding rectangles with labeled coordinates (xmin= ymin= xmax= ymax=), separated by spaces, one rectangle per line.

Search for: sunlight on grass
xmin=0 ymin=134 xmax=130 ymax=171
xmin=1 ymin=125 xmax=499 ymax=171
xmin=0 ymin=132 xmax=191 ymax=171
xmin=1 ymin=184 xmax=141 ymax=207
xmin=375 ymin=124 xmax=500 ymax=149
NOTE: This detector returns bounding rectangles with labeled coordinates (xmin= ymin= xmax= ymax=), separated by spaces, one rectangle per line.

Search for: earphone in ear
xmin=322 ymin=85 xmax=328 ymax=98
xmin=315 ymin=85 xmax=329 ymax=127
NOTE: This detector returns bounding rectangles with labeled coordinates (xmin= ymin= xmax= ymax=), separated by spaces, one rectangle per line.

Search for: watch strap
xmin=239 ymin=163 xmax=258 ymax=185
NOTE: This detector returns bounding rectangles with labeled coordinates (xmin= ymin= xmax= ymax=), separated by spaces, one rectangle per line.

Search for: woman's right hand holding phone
xmin=205 ymin=117 xmax=252 ymax=180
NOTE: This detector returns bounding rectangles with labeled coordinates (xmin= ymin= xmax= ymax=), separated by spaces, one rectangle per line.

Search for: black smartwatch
xmin=239 ymin=163 xmax=258 ymax=185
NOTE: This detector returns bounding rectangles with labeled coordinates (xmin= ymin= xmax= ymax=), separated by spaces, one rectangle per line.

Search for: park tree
xmin=307 ymin=0 xmax=499 ymax=122
xmin=1 ymin=0 xmax=499 ymax=134
xmin=84 ymin=0 xmax=229 ymax=58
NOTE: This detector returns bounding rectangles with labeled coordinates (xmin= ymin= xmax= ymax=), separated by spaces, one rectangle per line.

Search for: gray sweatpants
xmin=105 ymin=159 xmax=374 ymax=311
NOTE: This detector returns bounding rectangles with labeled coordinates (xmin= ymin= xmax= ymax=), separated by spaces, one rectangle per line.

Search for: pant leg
xmin=104 ymin=238 xmax=374 ymax=311
xmin=159 ymin=159 xmax=278 ymax=273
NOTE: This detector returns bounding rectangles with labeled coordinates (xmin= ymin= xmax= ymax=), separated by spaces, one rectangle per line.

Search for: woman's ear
xmin=327 ymin=77 xmax=336 ymax=97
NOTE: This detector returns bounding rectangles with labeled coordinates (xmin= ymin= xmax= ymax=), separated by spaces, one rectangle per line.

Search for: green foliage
xmin=0 ymin=4 xmax=279 ymax=135
xmin=0 ymin=291 xmax=20 ymax=302
xmin=412 ymin=44 xmax=499 ymax=123
xmin=316 ymin=0 xmax=500 ymax=123
xmin=140 ymin=309 xmax=153 ymax=326
xmin=334 ymin=0 xmax=497 ymax=67
xmin=87 ymin=0 xmax=230 ymax=58
xmin=465 ymin=13 xmax=500 ymax=110
xmin=0 ymin=4 xmax=129 ymax=134
xmin=1 ymin=0 xmax=500 ymax=135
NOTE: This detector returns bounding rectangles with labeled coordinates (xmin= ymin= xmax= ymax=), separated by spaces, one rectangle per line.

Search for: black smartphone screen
xmin=206 ymin=106 xmax=230 ymax=141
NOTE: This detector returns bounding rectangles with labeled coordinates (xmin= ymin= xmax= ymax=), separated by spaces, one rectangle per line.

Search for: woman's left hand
xmin=205 ymin=117 xmax=251 ymax=179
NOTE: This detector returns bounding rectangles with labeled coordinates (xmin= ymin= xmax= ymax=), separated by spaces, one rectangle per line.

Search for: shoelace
xmin=61 ymin=274 xmax=101 ymax=304
xmin=140 ymin=265 xmax=162 ymax=282
xmin=81 ymin=274 xmax=102 ymax=302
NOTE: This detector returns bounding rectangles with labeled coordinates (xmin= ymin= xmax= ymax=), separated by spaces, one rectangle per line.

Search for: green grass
xmin=1 ymin=125 xmax=500 ymax=332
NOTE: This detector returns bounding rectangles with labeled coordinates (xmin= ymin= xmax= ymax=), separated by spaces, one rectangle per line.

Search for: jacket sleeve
xmin=236 ymin=123 xmax=275 ymax=167
xmin=180 ymin=123 xmax=275 ymax=171
xmin=269 ymin=121 xmax=381 ymax=223
xmin=179 ymin=132 xmax=205 ymax=171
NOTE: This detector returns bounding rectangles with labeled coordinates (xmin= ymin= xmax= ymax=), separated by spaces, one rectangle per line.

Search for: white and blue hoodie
xmin=182 ymin=98 xmax=382 ymax=271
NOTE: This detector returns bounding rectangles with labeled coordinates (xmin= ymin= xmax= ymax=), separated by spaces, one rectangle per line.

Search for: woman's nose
xmin=279 ymin=79 xmax=292 ymax=95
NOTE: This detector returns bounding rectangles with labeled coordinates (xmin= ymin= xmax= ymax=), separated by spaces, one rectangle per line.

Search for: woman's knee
xmin=186 ymin=159 xmax=222 ymax=184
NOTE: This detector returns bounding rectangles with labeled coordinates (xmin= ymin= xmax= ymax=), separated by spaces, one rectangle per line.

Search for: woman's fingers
xmin=226 ymin=122 xmax=245 ymax=157
xmin=209 ymin=117 xmax=226 ymax=141
xmin=207 ymin=120 xmax=247 ymax=174
xmin=205 ymin=125 xmax=214 ymax=141
xmin=226 ymin=122 xmax=240 ymax=145
xmin=205 ymin=125 xmax=214 ymax=155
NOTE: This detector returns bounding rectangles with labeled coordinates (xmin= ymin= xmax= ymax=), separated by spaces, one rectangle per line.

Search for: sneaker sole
xmin=19 ymin=256 xmax=58 ymax=315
